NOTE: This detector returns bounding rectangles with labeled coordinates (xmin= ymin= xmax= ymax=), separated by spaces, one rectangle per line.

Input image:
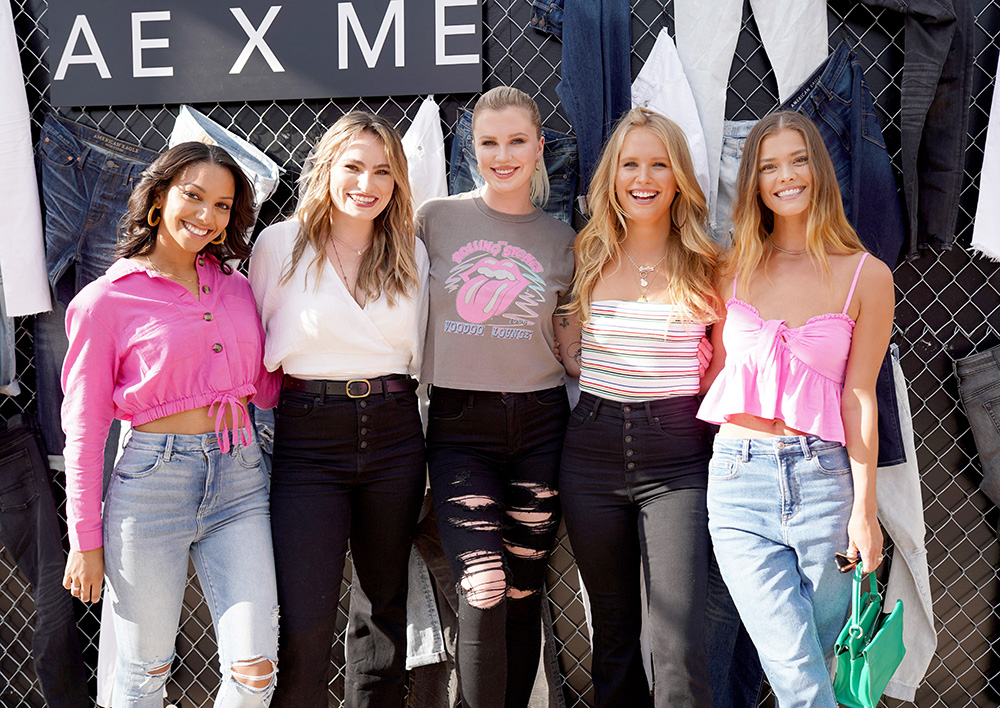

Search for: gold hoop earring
xmin=147 ymin=205 xmax=160 ymax=227
xmin=211 ymin=229 xmax=227 ymax=245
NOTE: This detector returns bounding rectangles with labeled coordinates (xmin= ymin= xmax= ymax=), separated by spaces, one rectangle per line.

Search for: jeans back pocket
xmin=0 ymin=449 xmax=38 ymax=511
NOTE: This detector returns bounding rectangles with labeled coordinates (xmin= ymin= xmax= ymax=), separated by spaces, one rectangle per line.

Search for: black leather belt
xmin=282 ymin=374 xmax=417 ymax=399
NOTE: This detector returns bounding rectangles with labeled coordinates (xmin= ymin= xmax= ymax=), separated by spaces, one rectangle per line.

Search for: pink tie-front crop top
xmin=697 ymin=253 xmax=868 ymax=444
xmin=61 ymin=256 xmax=281 ymax=552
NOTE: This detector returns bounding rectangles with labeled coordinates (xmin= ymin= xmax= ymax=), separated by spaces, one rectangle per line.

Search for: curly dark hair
xmin=117 ymin=142 xmax=256 ymax=271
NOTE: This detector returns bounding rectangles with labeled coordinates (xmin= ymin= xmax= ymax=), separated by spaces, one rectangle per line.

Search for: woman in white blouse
xmin=249 ymin=111 xmax=428 ymax=708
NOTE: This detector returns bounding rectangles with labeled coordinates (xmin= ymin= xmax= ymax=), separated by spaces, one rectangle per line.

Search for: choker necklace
xmin=770 ymin=241 xmax=808 ymax=256
xmin=623 ymin=247 xmax=667 ymax=303
xmin=142 ymin=257 xmax=199 ymax=285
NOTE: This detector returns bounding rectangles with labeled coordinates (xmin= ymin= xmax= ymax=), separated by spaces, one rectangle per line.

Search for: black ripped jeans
xmin=426 ymin=386 xmax=569 ymax=708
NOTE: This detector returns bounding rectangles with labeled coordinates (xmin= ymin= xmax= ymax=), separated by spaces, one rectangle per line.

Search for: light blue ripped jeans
xmin=103 ymin=430 xmax=278 ymax=708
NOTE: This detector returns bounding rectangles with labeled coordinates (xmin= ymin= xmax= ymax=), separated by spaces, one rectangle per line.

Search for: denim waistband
xmin=125 ymin=428 xmax=254 ymax=456
xmin=955 ymin=342 xmax=1000 ymax=377
xmin=41 ymin=114 xmax=158 ymax=168
xmin=712 ymin=435 xmax=842 ymax=460
xmin=576 ymin=391 xmax=700 ymax=424
xmin=430 ymin=384 xmax=565 ymax=403
xmin=781 ymin=41 xmax=852 ymax=112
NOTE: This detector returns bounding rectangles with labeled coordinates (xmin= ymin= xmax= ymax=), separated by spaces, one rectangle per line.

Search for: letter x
xmin=229 ymin=6 xmax=284 ymax=74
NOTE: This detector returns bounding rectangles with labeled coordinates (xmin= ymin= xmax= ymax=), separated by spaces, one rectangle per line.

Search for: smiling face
xmin=757 ymin=127 xmax=813 ymax=221
xmin=614 ymin=127 xmax=677 ymax=229
xmin=473 ymin=106 xmax=544 ymax=208
xmin=154 ymin=161 xmax=234 ymax=258
xmin=328 ymin=130 xmax=395 ymax=228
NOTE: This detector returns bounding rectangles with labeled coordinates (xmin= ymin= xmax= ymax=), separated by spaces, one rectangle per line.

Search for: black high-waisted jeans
xmin=426 ymin=385 xmax=569 ymax=708
xmin=268 ymin=380 xmax=426 ymax=708
xmin=559 ymin=392 xmax=714 ymax=708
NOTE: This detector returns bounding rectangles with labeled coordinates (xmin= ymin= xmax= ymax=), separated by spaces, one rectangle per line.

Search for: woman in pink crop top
xmin=61 ymin=143 xmax=280 ymax=707
xmin=697 ymin=112 xmax=894 ymax=708
xmin=554 ymin=108 xmax=746 ymax=708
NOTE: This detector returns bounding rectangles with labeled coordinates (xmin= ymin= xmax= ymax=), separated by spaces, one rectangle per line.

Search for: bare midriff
xmin=133 ymin=397 xmax=250 ymax=436
xmin=719 ymin=413 xmax=810 ymax=439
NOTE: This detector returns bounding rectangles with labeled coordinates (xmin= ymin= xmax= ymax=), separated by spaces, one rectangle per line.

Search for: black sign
xmin=49 ymin=1 xmax=482 ymax=106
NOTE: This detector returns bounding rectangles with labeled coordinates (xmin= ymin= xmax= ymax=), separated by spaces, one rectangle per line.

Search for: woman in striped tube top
xmin=554 ymin=107 xmax=733 ymax=708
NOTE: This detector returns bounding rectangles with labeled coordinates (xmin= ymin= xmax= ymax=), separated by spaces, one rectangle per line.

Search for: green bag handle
xmin=848 ymin=563 xmax=878 ymax=640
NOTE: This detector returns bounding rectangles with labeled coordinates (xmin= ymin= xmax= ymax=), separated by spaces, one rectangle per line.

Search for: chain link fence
xmin=3 ymin=0 xmax=1000 ymax=706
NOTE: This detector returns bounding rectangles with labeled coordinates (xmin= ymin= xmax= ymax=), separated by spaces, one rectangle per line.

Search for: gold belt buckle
xmin=346 ymin=379 xmax=372 ymax=398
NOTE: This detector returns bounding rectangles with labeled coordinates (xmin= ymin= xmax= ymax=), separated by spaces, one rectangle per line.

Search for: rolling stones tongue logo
xmin=456 ymin=257 xmax=530 ymax=323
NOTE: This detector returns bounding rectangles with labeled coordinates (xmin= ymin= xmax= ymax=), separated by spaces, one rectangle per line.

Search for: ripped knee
xmin=457 ymin=550 xmax=506 ymax=610
xmin=445 ymin=493 xmax=503 ymax=533
xmin=506 ymin=586 xmax=537 ymax=600
xmin=506 ymin=481 xmax=559 ymax=534
xmin=503 ymin=542 xmax=548 ymax=560
xmin=147 ymin=661 xmax=170 ymax=677
xmin=231 ymin=657 xmax=276 ymax=692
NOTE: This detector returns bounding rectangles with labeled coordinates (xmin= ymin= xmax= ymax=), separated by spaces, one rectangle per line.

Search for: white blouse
xmin=249 ymin=219 xmax=429 ymax=380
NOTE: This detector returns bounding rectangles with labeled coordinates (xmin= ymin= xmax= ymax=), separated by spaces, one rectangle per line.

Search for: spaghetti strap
xmin=732 ymin=272 xmax=739 ymax=300
xmin=842 ymin=252 xmax=869 ymax=314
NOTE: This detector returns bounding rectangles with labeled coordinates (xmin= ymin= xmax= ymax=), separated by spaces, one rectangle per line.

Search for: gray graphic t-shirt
xmin=416 ymin=191 xmax=576 ymax=392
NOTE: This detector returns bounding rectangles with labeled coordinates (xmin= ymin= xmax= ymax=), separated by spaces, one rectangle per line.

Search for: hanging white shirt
xmin=632 ymin=29 xmax=711 ymax=204
xmin=249 ymin=219 xmax=429 ymax=379
xmin=972 ymin=51 xmax=1000 ymax=260
xmin=0 ymin=1 xmax=51 ymax=316
xmin=402 ymin=96 xmax=448 ymax=210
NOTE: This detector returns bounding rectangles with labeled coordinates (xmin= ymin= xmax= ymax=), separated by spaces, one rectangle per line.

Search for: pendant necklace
xmin=142 ymin=257 xmax=199 ymax=285
xmin=623 ymin=247 xmax=667 ymax=302
xmin=330 ymin=239 xmax=366 ymax=307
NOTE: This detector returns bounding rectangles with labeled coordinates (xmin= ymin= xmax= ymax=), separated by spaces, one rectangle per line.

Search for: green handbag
xmin=833 ymin=565 xmax=906 ymax=708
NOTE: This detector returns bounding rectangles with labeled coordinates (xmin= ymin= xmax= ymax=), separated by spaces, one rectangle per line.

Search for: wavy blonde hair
xmin=727 ymin=111 xmax=864 ymax=288
xmin=566 ymin=107 xmax=721 ymax=324
xmin=472 ymin=86 xmax=550 ymax=207
xmin=281 ymin=111 xmax=418 ymax=305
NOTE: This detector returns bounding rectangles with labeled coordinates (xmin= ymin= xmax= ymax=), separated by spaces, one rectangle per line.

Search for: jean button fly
xmin=776 ymin=441 xmax=785 ymax=449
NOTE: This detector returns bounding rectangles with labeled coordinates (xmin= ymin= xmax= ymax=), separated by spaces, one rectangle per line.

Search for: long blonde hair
xmin=727 ymin=111 xmax=864 ymax=288
xmin=472 ymin=86 xmax=550 ymax=207
xmin=281 ymin=111 xmax=418 ymax=305
xmin=566 ymin=107 xmax=721 ymax=323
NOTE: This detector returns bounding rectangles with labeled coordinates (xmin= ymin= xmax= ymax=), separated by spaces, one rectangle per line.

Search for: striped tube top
xmin=578 ymin=300 xmax=705 ymax=402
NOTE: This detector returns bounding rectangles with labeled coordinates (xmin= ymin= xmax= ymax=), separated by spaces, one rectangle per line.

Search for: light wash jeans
xmin=879 ymin=343 xmax=936 ymax=700
xmin=103 ymin=430 xmax=278 ymax=708
xmin=675 ymin=0 xmax=827 ymax=221
xmin=707 ymin=436 xmax=854 ymax=708
xmin=714 ymin=120 xmax=757 ymax=248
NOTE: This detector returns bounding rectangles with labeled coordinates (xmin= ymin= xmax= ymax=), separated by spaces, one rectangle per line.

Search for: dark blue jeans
xmin=449 ymin=109 xmax=579 ymax=225
xmin=427 ymin=385 xmax=569 ymax=708
xmin=555 ymin=0 xmax=631 ymax=188
xmin=0 ymin=414 xmax=89 ymax=708
xmin=779 ymin=41 xmax=906 ymax=467
xmin=857 ymin=0 xmax=974 ymax=254
xmin=559 ymin=393 xmax=759 ymax=708
xmin=268 ymin=381 xmax=426 ymax=708
xmin=34 ymin=115 xmax=155 ymax=460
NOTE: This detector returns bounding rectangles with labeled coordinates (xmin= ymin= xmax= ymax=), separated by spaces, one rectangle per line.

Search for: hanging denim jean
xmin=956 ymin=342 xmax=1000 ymax=508
xmin=528 ymin=0 xmax=563 ymax=39
xmin=0 ymin=281 xmax=20 ymax=397
xmin=556 ymin=0 xmax=630 ymax=188
xmin=0 ymin=413 xmax=90 ymax=708
xmin=857 ymin=0 xmax=974 ymax=254
xmin=448 ymin=109 xmax=579 ymax=225
xmin=779 ymin=41 xmax=907 ymax=467
xmin=34 ymin=115 xmax=155 ymax=461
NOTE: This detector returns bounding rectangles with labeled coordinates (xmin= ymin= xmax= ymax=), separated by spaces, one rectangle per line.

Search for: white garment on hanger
xmin=402 ymin=96 xmax=448 ymax=209
xmin=0 ymin=1 xmax=51 ymax=316
xmin=972 ymin=52 xmax=1000 ymax=260
xmin=674 ymin=0 xmax=827 ymax=228
xmin=631 ymin=29 xmax=711 ymax=205
xmin=878 ymin=344 xmax=937 ymax=701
